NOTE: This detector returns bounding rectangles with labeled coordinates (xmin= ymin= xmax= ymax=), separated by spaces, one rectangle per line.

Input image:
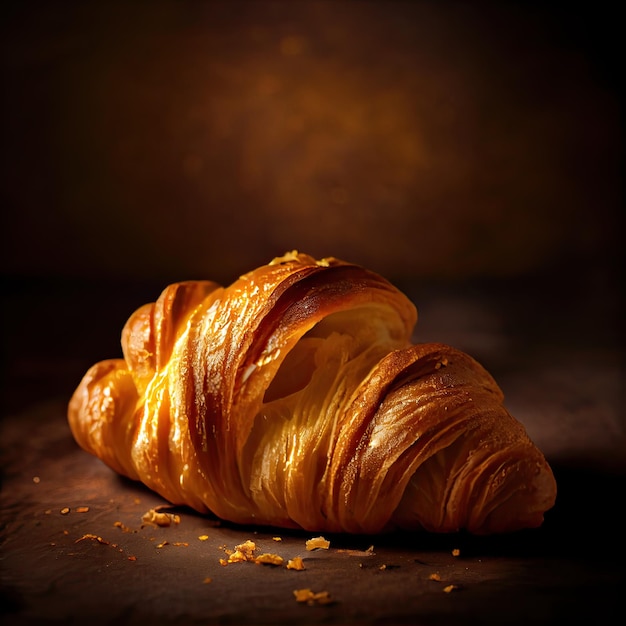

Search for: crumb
xmin=233 ymin=540 xmax=256 ymax=559
xmin=223 ymin=540 xmax=257 ymax=563
xmin=198 ymin=535 xmax=209 ymax=541
xmin=428 ymin=573 xmax=442 ymax=581
xmin=227 ymin=550 xmax=247 ymax=563
xmin=272 ymin=537 xmax=282 ymax=542
xmin=203 ymin=577 xmax=212 ymax=584
xmin=451 ymin=548 xmax=460 ymax=557
xmin=75 ymin=506 xmax=89 ymax=513
xmin=286 ymin=556 xmax=305 ymax=571
xmin=443 ymin=584 xmax=460 ymax=593
xmin=220 ymin=540 xmax=287 ymax=566
xmin=113 ymin=521 xmax=134 ymax=533
xmin=306 ymin=536 xmax=330 ymax=551
xmin=293 ymin=588 xmax=333 ymax=605
xmin=141 ymin=508 xmax=181 ymax=527
xmin=60 ymin=507 xmax=70 ymax=515
xmin=255 ymin=553 xmax=284 ymax=566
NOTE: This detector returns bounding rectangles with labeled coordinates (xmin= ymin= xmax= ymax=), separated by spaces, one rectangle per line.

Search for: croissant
xmin=68 ymin=251 xmax=556 ymax=535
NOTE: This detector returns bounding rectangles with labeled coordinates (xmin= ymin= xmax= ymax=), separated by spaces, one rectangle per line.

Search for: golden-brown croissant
xmin=68 ymin=251 xmax=556 ymax=534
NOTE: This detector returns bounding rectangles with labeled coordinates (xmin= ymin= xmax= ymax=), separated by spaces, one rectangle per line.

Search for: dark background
xmin=1 ymin=0 xmax=622 ymax=285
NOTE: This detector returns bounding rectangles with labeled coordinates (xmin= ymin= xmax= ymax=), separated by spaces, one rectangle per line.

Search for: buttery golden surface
xmin=68 ymin=251 xmax=556 ymax=534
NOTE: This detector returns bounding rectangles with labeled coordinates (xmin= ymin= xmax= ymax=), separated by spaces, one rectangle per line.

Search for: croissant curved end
xmin=67 ymin=251 xmax=557 ymax=534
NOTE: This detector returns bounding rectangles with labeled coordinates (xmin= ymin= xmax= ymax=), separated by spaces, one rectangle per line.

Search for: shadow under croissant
xmin=114 ymin=460 xmax=624 ymax=561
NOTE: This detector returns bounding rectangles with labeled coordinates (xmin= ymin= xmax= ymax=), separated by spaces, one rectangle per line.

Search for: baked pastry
xmin=68 ymin=251 xmax=556 ymax=534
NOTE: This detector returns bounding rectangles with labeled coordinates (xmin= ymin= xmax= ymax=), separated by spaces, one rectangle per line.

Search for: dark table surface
xmin=2 ymin=272 xmax=624 ymax=625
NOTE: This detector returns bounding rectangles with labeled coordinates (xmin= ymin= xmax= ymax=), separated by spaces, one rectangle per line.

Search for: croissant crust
xmin=68 ymin=251 xmax=556 ymax=534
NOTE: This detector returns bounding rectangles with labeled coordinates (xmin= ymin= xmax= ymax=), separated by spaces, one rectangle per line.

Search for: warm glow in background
xmin=1 ymin=1 xmax=621 ymax=286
